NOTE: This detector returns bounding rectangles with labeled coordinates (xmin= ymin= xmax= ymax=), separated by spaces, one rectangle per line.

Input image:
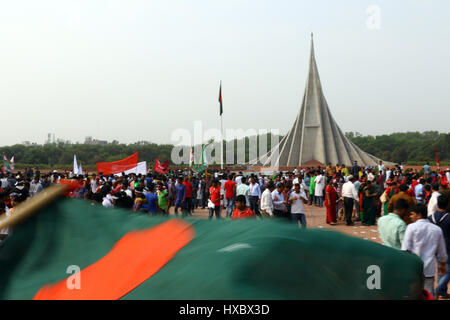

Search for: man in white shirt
xmin=427 ymin=183 xmax=441 ymax=217
xmin=272 ymin=182 xmax=287 ymax=218
xmin=342 ymin=176 xmax=359 ymax=226
xmin=289 ymin=183 xmax=309 ymax=228
xmin=236 ymin=176 xmax=250 ymax=207
xmin=314 ymin=173 xmax=325 ymax=207
xmin=102 ymin=194 xmax=118 ymax=208
xmin=249 ymin=177 xmax=261 ymax=216
xmin=292 ymin=174 xmax=307 ymax=193
xmin=386 ymin=168 xmax=392 ymax=182
xmin=235 ymin=172 xmax=243 ymax=186
xmin=29 ymin=176 xmax=43 ymax=197
xmin=402 ymin=204 xmax=447 ymax=297
xmin=378 ymin=161 xmax=385 ymax=176
xmin=0 ymin=174 xmax=8 ymax=189
xmin=260 ymin=181 xmax=275 ymax=217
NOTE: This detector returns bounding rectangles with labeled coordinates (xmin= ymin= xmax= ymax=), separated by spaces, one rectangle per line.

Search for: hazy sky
xmin=0 ymin=0 xmax=449 ymax=146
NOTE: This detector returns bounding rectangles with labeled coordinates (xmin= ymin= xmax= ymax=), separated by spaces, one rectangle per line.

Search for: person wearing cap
xmin=142 ymin=184 xmax=159 ymax=215
xmin=133 ymin=188 xmax=146 ymax=211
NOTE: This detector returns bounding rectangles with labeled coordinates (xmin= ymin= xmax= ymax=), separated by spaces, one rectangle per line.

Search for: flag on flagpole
xmin=73 ymin=155 xmax=79 ymax=176
xmin=202 ymin=145 xmax=208 ymax=167
xmin=9 ymin=156 xmax=14 ymax=172
xmin=219 ymin=81 xmax=223 ymax=116
xmin=3 ymin=153 xmax=11 ymax=173
xmin=434 ymin=148 xmax=441 ymax=172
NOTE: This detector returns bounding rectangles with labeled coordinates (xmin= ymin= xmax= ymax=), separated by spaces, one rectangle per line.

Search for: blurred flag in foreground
xmin=0 ymin=191 xmax=424 ymax=300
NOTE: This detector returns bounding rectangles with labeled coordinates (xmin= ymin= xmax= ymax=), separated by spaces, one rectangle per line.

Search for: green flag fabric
xmin=0 ymin=197 xmax=424 ymax=300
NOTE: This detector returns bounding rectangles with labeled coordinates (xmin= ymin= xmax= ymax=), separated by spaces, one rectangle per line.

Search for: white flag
xmin=73 ymin=155 xmax=79 ymax=175
xmin=78 ymin=163 xmax=83 ymax=175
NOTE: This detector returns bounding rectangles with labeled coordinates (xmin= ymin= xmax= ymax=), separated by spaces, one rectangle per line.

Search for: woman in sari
xmin=362 ymin=180 xmax=377 ymax=226
xmin=324 ymin=177 xmax=337 ymax=225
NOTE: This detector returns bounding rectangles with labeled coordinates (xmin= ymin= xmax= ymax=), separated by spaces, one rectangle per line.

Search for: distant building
xmin=84 ymin=136 xmax=108 ymax=145
xmin=22 ymin=141 xmax=39 ymax=146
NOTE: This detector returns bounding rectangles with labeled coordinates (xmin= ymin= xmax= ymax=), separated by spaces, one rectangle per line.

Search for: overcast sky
xmin=0 ymin=0 xmax=449 ymax=146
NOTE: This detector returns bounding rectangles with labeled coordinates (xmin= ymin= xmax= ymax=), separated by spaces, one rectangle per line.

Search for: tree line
xmin=345 ymin=131 xmax=449 ymax=165
xmin=0 ymin=131 xmax=448 ymax=170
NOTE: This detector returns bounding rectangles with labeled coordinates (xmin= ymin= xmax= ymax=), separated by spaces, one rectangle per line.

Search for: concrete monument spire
xmin=260 ymin=35 xmax=391 ymax=167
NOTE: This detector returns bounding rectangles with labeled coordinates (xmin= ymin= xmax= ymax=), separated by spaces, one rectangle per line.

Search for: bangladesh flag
xmin=3 ymin=153 xmax=12 ymax=173
xmin=0 ymin=186 xmax=424 ymax=300
xmin=219 ymin=81 xmax=223 ymax=116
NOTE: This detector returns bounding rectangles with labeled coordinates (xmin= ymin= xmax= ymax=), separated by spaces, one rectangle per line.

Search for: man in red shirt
xmin=183 ymin=176 xmax=193 ymax=216
xmin=209 ymin=179 xmax=222 ymax=219
xmin=224 ymin=174 xmax=236 ymax=218
xmin=232 ymin=195 xmax=256 ymax=219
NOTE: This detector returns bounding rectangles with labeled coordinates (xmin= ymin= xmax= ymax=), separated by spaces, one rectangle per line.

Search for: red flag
xmin=434 ymin=149 xmax=441 ymax=171
xmin=154 ymin=159 xmax=169 ymax=174
xmin=96 ymin=152 xmax=139 ymax=175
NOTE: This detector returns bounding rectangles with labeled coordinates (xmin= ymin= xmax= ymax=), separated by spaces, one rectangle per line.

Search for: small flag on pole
xmin=203 ymin=145 xmax=208 ymax=167
xmin=434 ymin=148 xmax=441 ymax=172
xmin=219 ymin=81 xmax=223 ymax=116
xmin=3 ymin=153 xmax=12 ymax=173
xmin=73 ymin=155 xmax=79 ymax=176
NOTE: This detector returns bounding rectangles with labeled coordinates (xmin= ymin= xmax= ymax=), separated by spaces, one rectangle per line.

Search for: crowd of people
xmin=0 ymin=160 xmax=449 ymax=298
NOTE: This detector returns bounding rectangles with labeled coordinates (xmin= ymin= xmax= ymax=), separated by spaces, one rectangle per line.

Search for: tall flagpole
xmin=220 ymin=112 xmax=224 ymax=171
xmin=220 ymin=80 xmax=224 ymax=171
